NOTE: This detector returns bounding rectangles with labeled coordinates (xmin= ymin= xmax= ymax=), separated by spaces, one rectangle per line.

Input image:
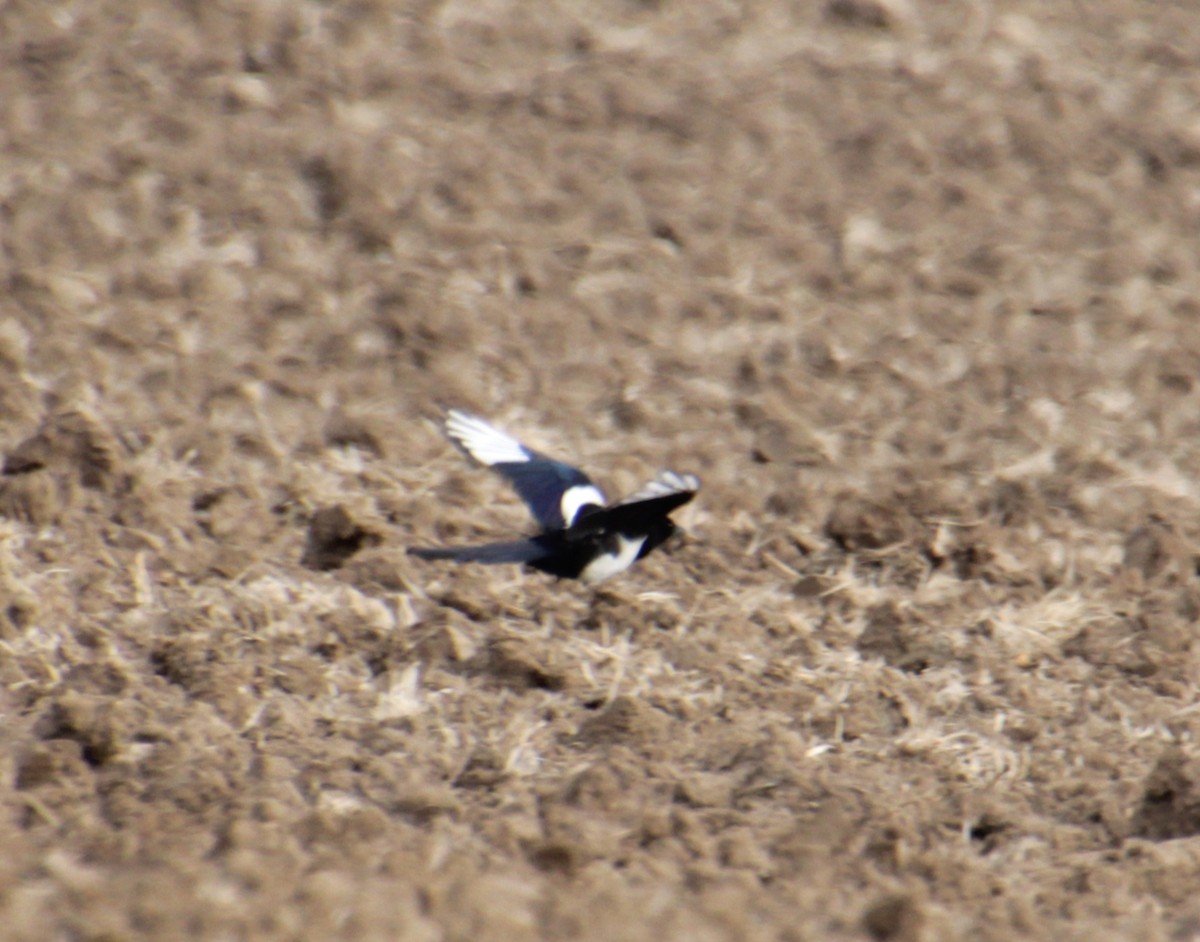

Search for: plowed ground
xmin=4 ymin=2 xmax=1200 ymax=939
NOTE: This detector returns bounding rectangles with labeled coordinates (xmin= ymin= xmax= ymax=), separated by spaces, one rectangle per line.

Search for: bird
xmin=408 ymin=410 xmax=699 ymax=583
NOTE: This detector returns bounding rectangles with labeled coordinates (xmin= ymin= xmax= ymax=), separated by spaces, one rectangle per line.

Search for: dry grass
xmin=4 ymin=0 xmax=1200 ymax=938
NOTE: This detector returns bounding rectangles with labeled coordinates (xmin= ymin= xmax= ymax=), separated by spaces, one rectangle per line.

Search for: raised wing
xmin=568 ymin=471 xmax=699 ymax=538
xmin=617 ymin=471 xmax=700 ymax=506
xmin=444 ymin=410 xmax=606 ymax=530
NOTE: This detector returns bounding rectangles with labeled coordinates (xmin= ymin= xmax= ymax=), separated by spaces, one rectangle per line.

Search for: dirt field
xmin=3 ymin=0 xmax=1200 ymax=938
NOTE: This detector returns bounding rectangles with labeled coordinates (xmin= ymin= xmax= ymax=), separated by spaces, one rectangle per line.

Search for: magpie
xmin=408 ymin=410 xmax=699 ymax=583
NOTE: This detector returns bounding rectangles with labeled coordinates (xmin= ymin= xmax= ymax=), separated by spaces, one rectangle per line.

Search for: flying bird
xmin=408 ymin=410 xmax=699 ymax=583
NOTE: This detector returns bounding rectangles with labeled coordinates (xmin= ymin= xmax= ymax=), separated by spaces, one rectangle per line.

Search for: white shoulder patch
xmin=560 ymin=483 xmax=606 ymax=527
xmin=445 ymin=411 xmax=531 ymax=466
xmin=621 ymin=470 xmax=700 ymax=504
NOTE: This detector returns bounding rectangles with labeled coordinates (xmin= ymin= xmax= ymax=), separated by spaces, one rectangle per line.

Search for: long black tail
xmin=408 ymin=538 xmax=550 ymax=565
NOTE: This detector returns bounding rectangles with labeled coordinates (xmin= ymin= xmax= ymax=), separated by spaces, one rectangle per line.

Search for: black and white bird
xmin=408 ymin=410 xmax=699 ymax=583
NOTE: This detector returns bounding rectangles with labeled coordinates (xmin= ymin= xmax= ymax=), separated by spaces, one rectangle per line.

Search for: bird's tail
xmin=408 ymin=539 xmax=549 ymax=565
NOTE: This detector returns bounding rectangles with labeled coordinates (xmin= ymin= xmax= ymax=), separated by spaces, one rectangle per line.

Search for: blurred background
xmin=3 ymin=2 xmax=1200 ymax=939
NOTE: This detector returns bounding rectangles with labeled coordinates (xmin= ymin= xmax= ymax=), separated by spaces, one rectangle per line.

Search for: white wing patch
xmin=560 ymin=483 xmax=606 ymax=527
xmin=620 ymin=470 xmax=700 ymax=504
xmin=445 ymin=411 xmax=531 ymax=466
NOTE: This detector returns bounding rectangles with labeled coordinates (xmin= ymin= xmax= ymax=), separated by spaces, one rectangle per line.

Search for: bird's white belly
xmin=580 ymin=534 xmax=646 ymax=584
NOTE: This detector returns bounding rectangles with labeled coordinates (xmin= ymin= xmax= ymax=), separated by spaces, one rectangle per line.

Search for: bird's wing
xmin=408 ymin=538 xmax=552 ymax=565
xmin=568 ymin=471 xmax=699 ymax=538
xmin=617 ymin=471 xmax=700 ymax=506
xmin=444 ymin=410 xmax=605 ymax=530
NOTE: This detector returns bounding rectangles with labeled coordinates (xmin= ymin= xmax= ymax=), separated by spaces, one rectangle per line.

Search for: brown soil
xmin=3 ymin=1 xmax=1200 ymax=939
